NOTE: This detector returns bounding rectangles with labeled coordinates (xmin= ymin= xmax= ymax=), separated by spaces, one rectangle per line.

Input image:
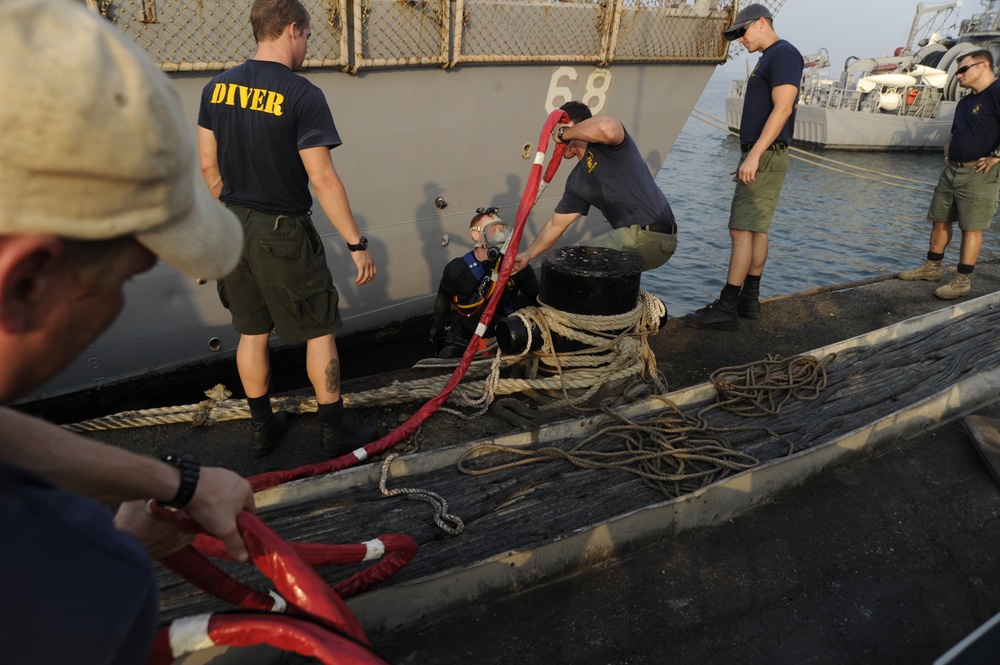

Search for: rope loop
xmin=379 ymin=454 xmax=465 ymax=536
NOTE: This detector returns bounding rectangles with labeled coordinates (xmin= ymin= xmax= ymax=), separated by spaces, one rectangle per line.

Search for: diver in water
xmin=430 ymin=208 xmax=540 ymax=358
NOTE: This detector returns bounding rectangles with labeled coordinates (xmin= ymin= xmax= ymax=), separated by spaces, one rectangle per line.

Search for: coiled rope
xmin=62 ymin=290 xmax=667 ymax=433
xmin=457 ymin=352 xmax=835 ymax=498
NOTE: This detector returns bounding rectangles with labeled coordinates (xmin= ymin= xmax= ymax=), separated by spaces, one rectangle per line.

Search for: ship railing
xmin=87 ymin=0 xmax=736 ymax=74
xmin=797 ymin=81 xmax=943 ymax=119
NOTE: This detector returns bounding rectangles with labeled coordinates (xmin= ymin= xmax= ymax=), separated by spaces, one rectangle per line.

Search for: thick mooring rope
xmin=62 ymin=292 xmax=666 ymax=433
xmin=457 ymin=353 xmax=835 ymax=498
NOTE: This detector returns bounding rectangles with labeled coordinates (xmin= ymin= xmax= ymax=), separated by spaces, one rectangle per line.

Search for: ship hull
xmin=725 ymin=92 xmax=955 ymax=151
xmin=29 ymin=62 xmax=715 ymax=401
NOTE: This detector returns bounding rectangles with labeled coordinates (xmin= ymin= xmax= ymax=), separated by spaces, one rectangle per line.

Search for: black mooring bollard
xmin=496 ymin=246 xmax=642 ymax=354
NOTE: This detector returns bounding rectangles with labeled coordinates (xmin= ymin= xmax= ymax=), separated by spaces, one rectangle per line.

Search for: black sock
xmin=721 ymin=283 xmax=741 ymax=298
xmin=958 ymin=263 xmax=975 ymax=275
xmin=247 ymin=394 xmax=272 ymax=423
xmin=928 ymin=252 xmax=944 ymax=261
xmin=318 ymin=398 xmax=344 ymax=428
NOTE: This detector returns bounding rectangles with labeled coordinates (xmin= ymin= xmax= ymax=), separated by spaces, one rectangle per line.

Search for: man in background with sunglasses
xmin=899 ymin=49 xmax=1000 ymax=300
xmin=685 ymin=3 xmax=802 ymax=331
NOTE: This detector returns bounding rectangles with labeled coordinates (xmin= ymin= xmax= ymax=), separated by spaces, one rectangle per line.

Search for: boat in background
xmin=727 ymin=0 xmax=1000 ymax=151
xmin=24 ymin=0 xmax=767 ymax=405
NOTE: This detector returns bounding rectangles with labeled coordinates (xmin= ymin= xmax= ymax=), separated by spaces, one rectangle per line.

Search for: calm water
xmin=645 ymin=75 xmax=1000 ymax=316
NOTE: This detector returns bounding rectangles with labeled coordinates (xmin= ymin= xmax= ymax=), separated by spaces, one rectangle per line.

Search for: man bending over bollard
xmin=512 ymin=101 xmax=679 ymax=276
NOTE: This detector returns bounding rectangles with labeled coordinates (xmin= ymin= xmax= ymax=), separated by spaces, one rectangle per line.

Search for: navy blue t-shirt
xmin=198 ymin=59 xmax=342 ymax=215
xmin=0 ymin=461 xmax=159 ymax=664
xmin=949 ymin=79 xmax=1000 ymax=162
xmin=740 ymin=39 xmax=803 ymax=146
xmin=555 ymin=130 xmax=675 ymax=229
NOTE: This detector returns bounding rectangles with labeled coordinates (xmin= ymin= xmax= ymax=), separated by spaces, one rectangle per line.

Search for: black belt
xmin=740 ymin=141 xmax=788 ymax=153
xmin=638 ymin=222 xmax=677 ymax=234
xmin=225 ymin=203 xmax=310 ymax=227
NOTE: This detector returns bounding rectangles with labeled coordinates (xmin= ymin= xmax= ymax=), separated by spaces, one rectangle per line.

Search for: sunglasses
xmin=956 ymin=61 xmax=986 ymax=75
xmin=733 ymin=18 xmax=758 ymax=40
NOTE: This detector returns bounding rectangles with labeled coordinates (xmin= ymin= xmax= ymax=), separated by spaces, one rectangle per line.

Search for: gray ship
xmin=727 ymin=0 xmax=1000 ymax=151
xmin=31 ymin=0 xmax=752 ymax=402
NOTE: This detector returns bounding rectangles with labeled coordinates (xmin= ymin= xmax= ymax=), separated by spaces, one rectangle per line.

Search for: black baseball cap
xmin=723 ymin=3 xmax=772 ymax=41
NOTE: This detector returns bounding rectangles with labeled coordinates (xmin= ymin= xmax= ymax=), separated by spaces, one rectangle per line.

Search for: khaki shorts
xmin=582 ymin=224 xmax=678 ymax=272
xmin=218 ymin=204 xmax=342 ymax=343
xmin=729 ymin=148 xmax=790 ymax=233
xmin=927 ymin=163 xmax=1000 ymax=231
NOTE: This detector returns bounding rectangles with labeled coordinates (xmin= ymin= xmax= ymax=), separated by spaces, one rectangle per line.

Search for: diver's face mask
xmin=474 ymin=219 xmax=509 ymax=249
xmin=473 ymin=210 xmax=509 ymax=262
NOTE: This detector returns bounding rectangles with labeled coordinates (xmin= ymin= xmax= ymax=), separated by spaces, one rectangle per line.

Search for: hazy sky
xmin=721 ymin=0 xmax=980 ymax=75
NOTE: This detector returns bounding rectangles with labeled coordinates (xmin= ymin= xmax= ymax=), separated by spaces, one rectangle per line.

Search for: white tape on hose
xmin=169 ymin=614 xmax=215 ymax=656
xmin=268 ymin=590 xmax=287 ymax=613
xmin=363 ymin=538 xmax=386 ymax=562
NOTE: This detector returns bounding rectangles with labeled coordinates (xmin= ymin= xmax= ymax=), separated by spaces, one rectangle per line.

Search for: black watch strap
xmin=159 ymin=451 xmax=200 ymax=509
xmin=347 ymin=235 xmax=368 ymax=252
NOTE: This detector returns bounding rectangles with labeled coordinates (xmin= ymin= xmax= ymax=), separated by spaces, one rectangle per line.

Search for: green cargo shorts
xmin=927 ymin=162 xmax=1000 ymax=231
xmin=581 ymin=224 xmax=678 ymax=272
xmin=728 ymin=147 xmax=790 ymax=233
xmin=218 ymin=204 xmax=342 ymax=343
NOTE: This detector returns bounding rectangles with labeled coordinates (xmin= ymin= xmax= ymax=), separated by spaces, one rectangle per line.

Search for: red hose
xmin=155 ymin=508 xmax=369 ymax=640
xmin=146 ymin=111 xmax=569 ymax=664
xmin=248 ymin=110 xmax=570 ymax=492
xmin=184 ymin=531 xmax=418 ymax=599
xmin=147 ymin=612 xmax=387 ymax=665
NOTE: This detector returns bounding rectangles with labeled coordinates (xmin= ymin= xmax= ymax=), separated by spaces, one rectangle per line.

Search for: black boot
xmin=250 ymin=411 xmax=289 ymax=457
xmin=683 ymin=288 xmax=739 ymax=331
xmin=319 ymin=399 xmax=379 ymax=458
xmin=737 ymin=281 xmax=761 ymax=320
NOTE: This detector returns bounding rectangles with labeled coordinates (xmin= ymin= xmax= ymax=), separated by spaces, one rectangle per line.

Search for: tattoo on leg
xmin=325 ymin=358 xmax=341 ymax=394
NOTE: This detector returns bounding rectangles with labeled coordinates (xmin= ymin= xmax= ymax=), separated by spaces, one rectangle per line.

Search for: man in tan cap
xmin=0 ymin=0 xmax=254 ymax=661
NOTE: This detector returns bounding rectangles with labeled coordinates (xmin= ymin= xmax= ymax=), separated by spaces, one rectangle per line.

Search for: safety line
xmin=689 ymin=107 xmax=936 ymax=194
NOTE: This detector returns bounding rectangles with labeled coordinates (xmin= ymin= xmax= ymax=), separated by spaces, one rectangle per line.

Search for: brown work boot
xmin=899 ymin=260 xmax=943 ymax=281
xmin=935 ymin=273 xmax=971 ymax=300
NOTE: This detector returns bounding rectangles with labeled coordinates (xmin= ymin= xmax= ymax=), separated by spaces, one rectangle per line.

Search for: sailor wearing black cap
xmin=685 ymin=3 xmax=803 ymax=331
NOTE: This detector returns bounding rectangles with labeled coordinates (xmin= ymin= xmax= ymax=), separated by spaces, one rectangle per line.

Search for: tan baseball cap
xmin=0 ymin=0 xmax=242 ymax=279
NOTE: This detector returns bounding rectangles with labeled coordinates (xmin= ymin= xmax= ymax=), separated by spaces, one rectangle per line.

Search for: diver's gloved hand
xmin=429 ymin=326 xmax=447 ymax=354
